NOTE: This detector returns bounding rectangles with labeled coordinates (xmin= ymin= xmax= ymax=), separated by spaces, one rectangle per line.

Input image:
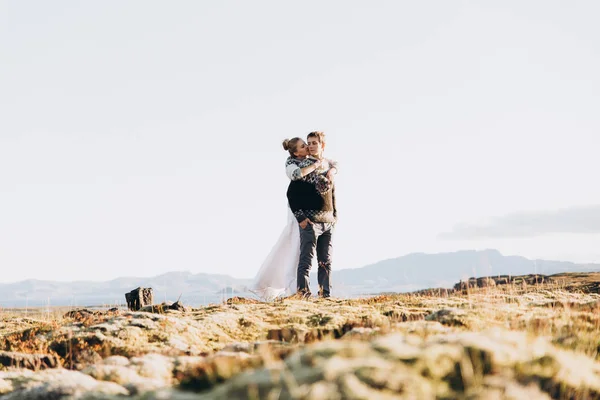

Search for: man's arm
xmin=332 ymin=185 xmax=337 ymax=220
xmin=326 ymin=158 xmax=338 ymax=180
xmin=327 ymin=159 xmax=339 ymax=171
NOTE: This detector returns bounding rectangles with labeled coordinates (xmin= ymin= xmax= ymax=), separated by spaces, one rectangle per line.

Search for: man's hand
xmin=326 ymin=168 xmax=337 ymax=181
xmin=299 ymin=218 xmax=313 ymax=229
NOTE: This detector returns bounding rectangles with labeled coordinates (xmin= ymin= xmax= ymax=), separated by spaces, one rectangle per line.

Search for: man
xmin=286 ymin=131 xmax=338 ymax=298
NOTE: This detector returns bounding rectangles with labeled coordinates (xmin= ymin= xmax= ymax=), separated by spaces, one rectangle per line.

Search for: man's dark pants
xmin=297 ymin=221 xmax=334 ymax=297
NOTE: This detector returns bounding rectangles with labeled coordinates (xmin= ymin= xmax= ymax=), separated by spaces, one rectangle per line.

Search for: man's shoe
xmin=294 ymin=290 xmax=311 ymax=300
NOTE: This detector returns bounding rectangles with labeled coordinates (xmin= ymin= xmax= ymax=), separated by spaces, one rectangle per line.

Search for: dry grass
xmin=1 ymin=272 xmax=600 ymax=398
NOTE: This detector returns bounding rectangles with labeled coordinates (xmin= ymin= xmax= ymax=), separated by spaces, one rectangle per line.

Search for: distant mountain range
xmin=1 ymin=249 xmax=598 ymax=307
xmin=0 ymin=271 xmax=250 ymax=308
xmin=329 ymin=249 xmax=600 ymax=295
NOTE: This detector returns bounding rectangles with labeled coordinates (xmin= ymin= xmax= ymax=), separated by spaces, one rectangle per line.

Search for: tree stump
xmin=125 ymin=287 xmax=153 ymax=311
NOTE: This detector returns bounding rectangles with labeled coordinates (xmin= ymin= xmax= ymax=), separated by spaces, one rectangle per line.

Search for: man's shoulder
xmin=308 ymin=155 xmax=336 ymax=163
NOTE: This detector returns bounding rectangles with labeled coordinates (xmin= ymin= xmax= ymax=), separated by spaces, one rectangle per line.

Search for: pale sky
xmin=1 ymin=1 xmax=599 ymax=283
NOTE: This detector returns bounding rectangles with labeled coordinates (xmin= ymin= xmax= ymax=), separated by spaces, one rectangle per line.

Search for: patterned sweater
xmin=285 ymin=156 xmax=338 ymax=223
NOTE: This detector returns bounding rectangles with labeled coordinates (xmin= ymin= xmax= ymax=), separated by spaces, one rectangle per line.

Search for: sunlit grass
xmin=1 ymin=272 xmax=600 ymax=398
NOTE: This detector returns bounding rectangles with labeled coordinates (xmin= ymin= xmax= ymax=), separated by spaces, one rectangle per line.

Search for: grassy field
xmin=1 ymin=272 xmax=599 ymax=399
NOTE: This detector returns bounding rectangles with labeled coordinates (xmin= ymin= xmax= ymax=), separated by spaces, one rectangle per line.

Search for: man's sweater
xmin=285 ymin=156 xmax=337 ymax=223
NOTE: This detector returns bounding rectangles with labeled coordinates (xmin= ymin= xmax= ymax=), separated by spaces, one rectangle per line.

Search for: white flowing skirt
xmin=250 ymin=207 xmax=299 ymax=301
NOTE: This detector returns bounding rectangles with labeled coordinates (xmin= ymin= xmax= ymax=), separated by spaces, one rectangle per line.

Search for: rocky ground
xmin=1 ymin=273 xmax=600 ymax=399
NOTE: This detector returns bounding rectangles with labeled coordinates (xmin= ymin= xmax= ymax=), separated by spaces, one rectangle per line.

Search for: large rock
xmin=125 ymin=287 xmax=154 ymax=311
xmin=189 ymin=330 xmax=600 ymax=400
xmin=139 ymin=301 xmax=190 ymax=314
xmin=0 ymin=368 xmax=128 ymax=399
xmin=0 ymin=352 xmax=60 ymax=370
xmin=455 ymin=277 xmax=497 ymax=291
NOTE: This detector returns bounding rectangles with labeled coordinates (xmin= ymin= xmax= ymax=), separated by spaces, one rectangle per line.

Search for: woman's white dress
xmin=249 ymin=207 xmax=300 ymax=300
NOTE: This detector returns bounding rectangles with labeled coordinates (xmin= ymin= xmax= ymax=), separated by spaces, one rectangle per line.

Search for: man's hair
xmin=307 ymin=131 xmax=326 ymax=144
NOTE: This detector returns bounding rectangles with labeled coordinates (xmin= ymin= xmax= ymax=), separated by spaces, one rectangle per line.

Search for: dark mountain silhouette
xmin=0 ymin=271 xmax=251 ymax=308
xmin=323 ymin=249 xmax=600 ymax=295
xmin=1 ymin=249 xmax=598 ymax=307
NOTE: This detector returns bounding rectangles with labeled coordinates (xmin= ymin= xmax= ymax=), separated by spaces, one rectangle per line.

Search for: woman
xmin=250 ymin=138 xmax=323 ymax=301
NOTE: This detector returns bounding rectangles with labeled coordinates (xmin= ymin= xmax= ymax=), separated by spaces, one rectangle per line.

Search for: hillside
xmin=1 ymin=272 xmax=600 ymax=398
xmin=0 ymin=272 xmax=252 ymax=308
xmin=1 ymin=249 xmax=598 ymax=307
xmin=332 ymin=249 xmax=600 ymax=294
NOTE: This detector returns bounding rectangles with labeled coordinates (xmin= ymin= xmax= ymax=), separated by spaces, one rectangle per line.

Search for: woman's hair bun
xmin=282 ymin=139 xmax=290 ymax=151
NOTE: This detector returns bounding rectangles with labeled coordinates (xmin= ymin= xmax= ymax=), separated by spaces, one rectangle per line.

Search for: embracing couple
xmin=251 ymin=131 xmax=338 ymax=300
